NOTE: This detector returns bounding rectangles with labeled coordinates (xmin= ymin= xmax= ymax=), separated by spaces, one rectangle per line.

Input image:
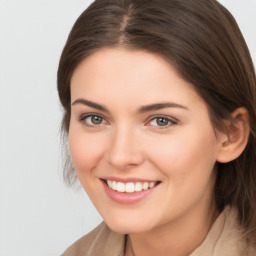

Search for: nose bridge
xmin=106 ymin=123 xmax=143 ymax=169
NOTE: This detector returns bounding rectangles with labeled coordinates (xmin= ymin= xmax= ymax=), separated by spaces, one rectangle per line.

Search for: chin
xmin=103 ymin=215 xmax=154 ymax=234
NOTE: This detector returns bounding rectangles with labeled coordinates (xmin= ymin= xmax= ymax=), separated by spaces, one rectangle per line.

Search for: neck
xmin=125 ymin=201 xmax=218 ymax=256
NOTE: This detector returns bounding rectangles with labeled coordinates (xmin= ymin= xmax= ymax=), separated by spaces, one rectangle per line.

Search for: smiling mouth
xmin=103 ymin=180 xmax=160 ymax=193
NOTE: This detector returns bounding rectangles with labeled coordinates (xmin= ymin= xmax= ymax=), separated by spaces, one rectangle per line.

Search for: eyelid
xmin=79 ymin=113 xmax=109 ymax=127
xmin=77 ymin=112 xmax=178 ymax=128
xmin=146 ymin=115 xmax=178 ymax=128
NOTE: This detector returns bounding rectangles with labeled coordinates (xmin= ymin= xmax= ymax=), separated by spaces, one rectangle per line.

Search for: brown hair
xmin=57 ymin=0 xmax=256 ymax=242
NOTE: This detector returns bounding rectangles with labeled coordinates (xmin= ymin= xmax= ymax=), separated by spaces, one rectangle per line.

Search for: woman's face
xmin=69 ymin=48 xmax=223 ymax=234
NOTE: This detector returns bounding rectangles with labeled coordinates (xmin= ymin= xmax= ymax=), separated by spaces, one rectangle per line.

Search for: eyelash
xmin=146 ymin=115 xmax=178 ymax=128
xmin=79 ymin=114 xmax=108 ymax=127
xmin=79 ymin=114 xmax=178 ymax=128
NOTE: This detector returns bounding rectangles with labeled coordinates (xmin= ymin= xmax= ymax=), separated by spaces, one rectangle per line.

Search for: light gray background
xmin=0 ymin=1 xmax=255 ymax=255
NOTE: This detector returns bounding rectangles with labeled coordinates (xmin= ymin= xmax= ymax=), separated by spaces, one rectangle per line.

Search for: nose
xmin=106 ymin=125 xmax=144 ymax=170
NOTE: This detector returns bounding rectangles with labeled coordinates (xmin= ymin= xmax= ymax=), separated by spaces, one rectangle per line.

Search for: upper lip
xmin=100 ymin=176 xmax=160 ymax=183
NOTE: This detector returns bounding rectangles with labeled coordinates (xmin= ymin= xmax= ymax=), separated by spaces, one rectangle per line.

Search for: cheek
xmin=145 ymin=126 xmax=218 ymax=180
xmin=68 ymin=128 xmax=106 ymax=176
xmin=144 ymin=128 xmax=218 ymax=217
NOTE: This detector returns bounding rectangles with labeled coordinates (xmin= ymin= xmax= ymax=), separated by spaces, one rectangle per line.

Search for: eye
xmin=148 ymin=116 xmax=177 ymax=128
xmin=80 ymin=114 xmax=108 ymax=127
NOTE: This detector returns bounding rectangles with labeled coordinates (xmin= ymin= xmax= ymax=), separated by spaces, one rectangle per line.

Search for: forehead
xmin=70 ymin=47 xmax=205 ymax=110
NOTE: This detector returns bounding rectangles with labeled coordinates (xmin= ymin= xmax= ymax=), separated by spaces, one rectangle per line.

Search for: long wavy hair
xmin=57 ymin=0 xmax=256 ymax=243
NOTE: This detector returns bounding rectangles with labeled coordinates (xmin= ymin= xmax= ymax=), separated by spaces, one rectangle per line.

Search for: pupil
xmin=92 ymin=116 xmax=102 ymax=124
xmin=157 ymin=118 xmax=168 ymax=126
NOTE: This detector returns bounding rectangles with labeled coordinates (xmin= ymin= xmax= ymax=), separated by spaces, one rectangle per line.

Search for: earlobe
xmin=216 ymin=107 xmax=250 ymax=163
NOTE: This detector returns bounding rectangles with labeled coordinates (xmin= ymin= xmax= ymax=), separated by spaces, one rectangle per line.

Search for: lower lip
xmin=102 ymin=180 xmax=159 ymax=204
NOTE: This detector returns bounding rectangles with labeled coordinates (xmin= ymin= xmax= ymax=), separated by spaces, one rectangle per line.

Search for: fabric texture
xmin=61 ymin=206 xmax=256 ymax=256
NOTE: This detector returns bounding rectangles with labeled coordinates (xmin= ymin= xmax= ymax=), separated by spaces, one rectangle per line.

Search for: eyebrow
xmin=71 ymin=98 xmax=109 ymax=112
xmin=138 ymin=103 xmax=189 ymax=113
xmin=71 ymin=98 xmax=189 ymax=113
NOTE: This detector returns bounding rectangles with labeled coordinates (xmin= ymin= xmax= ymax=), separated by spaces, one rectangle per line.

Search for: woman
xmin=58 ymin=0 xmax=256 ymax=255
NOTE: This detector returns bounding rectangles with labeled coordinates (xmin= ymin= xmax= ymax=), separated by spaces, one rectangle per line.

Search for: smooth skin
xmin=68 ymin=48 xmax=250 ymax=256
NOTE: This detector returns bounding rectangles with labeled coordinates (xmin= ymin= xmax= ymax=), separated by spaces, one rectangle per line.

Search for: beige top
xmin=62 ymin=207 xmax=256 ymax=256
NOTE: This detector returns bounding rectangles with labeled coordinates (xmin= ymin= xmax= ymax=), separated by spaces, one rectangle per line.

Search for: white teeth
xmin=142 ymin=182 xmax=149 ymax=190
xmin=135 ymin=182 xmax=143 ymax=192
xmin=106 ymin=180 xmax=157 ymax=193
xmin=112 ymin=181 xmax=117 ymax=190
xmin=125 ymin=182 xmax=135 ymax=193
xmin=116 ymin=182 xmax=125 ymax=192
xmin=149 ymin=182 xmax=155 ymax=188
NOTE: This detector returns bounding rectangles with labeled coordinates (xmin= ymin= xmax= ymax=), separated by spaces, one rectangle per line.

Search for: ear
xmin=216 ymin=107 xmax=250 ymax=163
